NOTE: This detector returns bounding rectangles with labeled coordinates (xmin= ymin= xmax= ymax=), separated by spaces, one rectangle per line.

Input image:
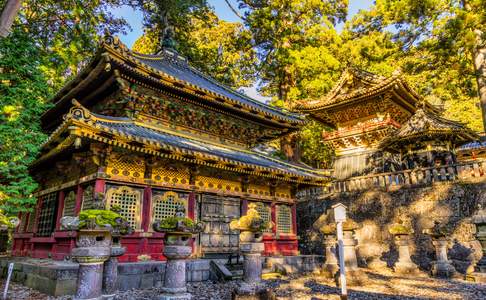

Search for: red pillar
xmin=270 ymin=202 xmax=278 ymax=255
xmin=291 ymin=203 xmax=297 ymax=235
xmin=94 ymin=179 xmax=105 ymax=195
xmin=241 ymin=198 xmax=248 ymax=216
xmin=55 ymin=191 xmax=65 ymax=230
xmin=142 ymin=186 xmax=152 ymax=232
xmin=187 ymin=191 xmax=196 ymax=220
xmin=74 ymin=185 xmax=83 ymax=215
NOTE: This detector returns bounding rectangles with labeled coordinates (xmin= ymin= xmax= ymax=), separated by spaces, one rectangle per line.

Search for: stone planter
xmin=467 ymin=206 xmax=486 ymax=282
xmin=72 ymin=229 xmax=112 ymax=300
xmin=392 ymin=234 xmax=420 ymax=274
xmin=430 ymin=237 xmax=456 ymax=278
xmin=321 ymin=234 xmax=339 ymax=278
xmin=158 ymin=244 xmax=193 ymax=300
xmin=102 ymin=234 xmax=126 ymax=300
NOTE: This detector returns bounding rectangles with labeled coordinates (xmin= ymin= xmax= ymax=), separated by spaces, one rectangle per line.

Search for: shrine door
xmin=199 ymin=195 xmax=240 ymax=257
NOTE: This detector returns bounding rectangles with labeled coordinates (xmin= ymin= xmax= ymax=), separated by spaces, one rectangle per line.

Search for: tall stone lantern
xmin=153 ymin=205 xmax=203 ymax=300
xmin=388 ymin=222 xmax=420 ymax=274
xmin=469 ymin=205 xmax=486 ymax=282
xmin=340 ymin=218 xmax=367 ymax=285
xmin=319 ymin=224 xmax=339 ymax=278
xmin=423 ymin=221 xmax=456 ymax=278
xmin=230 ymin=203 xmax=274 ymax=299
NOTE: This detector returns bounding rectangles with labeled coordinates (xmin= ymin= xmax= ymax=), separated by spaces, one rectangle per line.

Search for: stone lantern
xmin=423 ymin=221 xmax=456 ymax=278
xmin=230 ymin=203 xmax=274 ymax=299
xmin=102 ymin=213 xmax=133 ymax=299
xmin=388 ymin=222 xmax=420 ymax=274
xmin=340 ymin=218 xmax=367 ymax=285
xmin=153 ymin=205 xmax=203 ymax=300
xmin=469 ymin=205 xmax=486 ymax=282
xmin=319 ymin=223 xmax=339 ymax=278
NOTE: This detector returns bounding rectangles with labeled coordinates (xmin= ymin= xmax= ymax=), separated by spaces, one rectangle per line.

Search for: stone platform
xmin=0 ymin=255 xmax=322 ymax=296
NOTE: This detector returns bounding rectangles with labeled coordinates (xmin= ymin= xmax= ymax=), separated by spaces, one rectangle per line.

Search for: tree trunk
xmin=473 ymin=29 xmax=486 ymax=132
xmin=0 ymin=0 xmax=21 ymax=38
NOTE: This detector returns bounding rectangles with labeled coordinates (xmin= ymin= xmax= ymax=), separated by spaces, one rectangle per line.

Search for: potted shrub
xmin=153 ymin=205 xmax=203 ymax=246
xmin=230 ymin=203 xmax=273 ymax=242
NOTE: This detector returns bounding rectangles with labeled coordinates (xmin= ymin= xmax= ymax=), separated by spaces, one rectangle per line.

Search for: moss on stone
xmin=156 ymin=217 xmax=194 ymax=230
xmin=78 ymin=209 xmax=125 ymax=229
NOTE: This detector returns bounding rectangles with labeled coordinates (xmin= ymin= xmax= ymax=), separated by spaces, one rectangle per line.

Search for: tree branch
xmin=224 ymin=0 xmax=246 ymax=21
xmin=0 ymin=0 xmax=22 ymax=37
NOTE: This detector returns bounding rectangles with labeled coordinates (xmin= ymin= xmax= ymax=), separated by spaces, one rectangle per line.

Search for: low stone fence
xmin=297 ymin=159 xmax=486 ymax=197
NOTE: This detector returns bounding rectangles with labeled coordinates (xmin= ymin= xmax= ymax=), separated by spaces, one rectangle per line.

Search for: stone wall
xmin=297 ymin=179 xmax=486 ymax=273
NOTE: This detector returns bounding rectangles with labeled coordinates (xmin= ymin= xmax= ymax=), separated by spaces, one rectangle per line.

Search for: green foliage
xmin=133 ymin=12 xmax=256 ymax=88
xmin=78 ymin=209 xmax=125 ymax=229
xmin=155 ymin=216 xmax=195 ymax=230
xmin=389 ymin=224 xmax=412 ymax=235
xmin=0 ymin=29 xmax=50 ymax=214
xmin=299 ymin=121 xmax=334 ymax=168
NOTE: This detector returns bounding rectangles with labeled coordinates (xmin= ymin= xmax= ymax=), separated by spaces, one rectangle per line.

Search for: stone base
xmin=336 ymin=269 xmax=368 ymax=286
xmin=465 ymin=272 xmax=486 ymax=283
xmin=321 ymin=264 xmax=339 ymax=278
xmin=102 ymin=294 xmax=116 ymax=300
xmin=232 ymin=282 xmax=275 ymax=300
xmin=393 ymin=262 xmax=421 ymax=275
xmin=157 ymin=292 xmax=192 ymax=300
xmin=431 ymin=261 xmax=457 ymax=278
xmin=366 ymin=258 xmax=387 ymax=271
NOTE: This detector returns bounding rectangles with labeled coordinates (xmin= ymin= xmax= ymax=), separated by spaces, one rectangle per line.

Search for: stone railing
xmin=297 ymin=159 xmax=486 ymax=198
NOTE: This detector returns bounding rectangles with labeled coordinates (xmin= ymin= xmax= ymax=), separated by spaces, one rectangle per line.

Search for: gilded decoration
xmin=107 ymin=152 xmax=145 ymax=179
xmin=151 ymin=164 xmax=190 ymax=186
xmin=117 ymin=82 xmax=283 ymax=145
xmin=253 ymin=202 xmax=272 ymax=233
xmin=276 ymin=205 xmax=292 ymax=234
xmin=195 ymin=176 xmax=241 ymax=193
xmin=106 ymin=185 xmax=142 ymax=230
xmin=275 ymin=186 xmax=291 ymax=199
xmin=248 ymin=183 xmax=271 ymax=197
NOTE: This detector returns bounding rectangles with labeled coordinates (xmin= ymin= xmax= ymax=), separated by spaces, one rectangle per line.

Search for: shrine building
xmin=12 ymin=35 xmax=328 ymax=262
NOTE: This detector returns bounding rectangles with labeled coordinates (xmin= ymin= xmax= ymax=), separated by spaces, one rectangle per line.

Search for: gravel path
xmin=1 ymin=269 xmax=485 ymax=299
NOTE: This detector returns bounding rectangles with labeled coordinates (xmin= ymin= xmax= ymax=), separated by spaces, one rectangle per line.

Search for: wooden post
xmin=241 ymin=198 xmax=248 ymax=216
xmin=291 ymin=203 xmax=297 ymax=235
xmin=74 ymin=185 xmax=83 ymax=215
xmin=142 ymin=186 xmax=152 ymax=232
xmin=187 ymin=191 xmax=196 ymax=220
xmin=55 ymin=190 xmax=65 ymax=230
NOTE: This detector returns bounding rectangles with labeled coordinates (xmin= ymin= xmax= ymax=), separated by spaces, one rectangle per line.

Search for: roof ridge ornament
xmin=64 ymin=99 xmax=93 ymax=123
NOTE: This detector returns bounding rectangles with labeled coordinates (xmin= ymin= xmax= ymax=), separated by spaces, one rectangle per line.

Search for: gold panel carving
xmin=196 ymin=176 xmax=241 ymax=193
xmin=248 ymin=184 xmax=270 ymax=197
xmin=152 ymin=166 xmax=190 ymax=185
xmin=107 ymin=153 xmax=145 ymax=179
xmin=106 ymin=186 xmax=142 ymax=230
xmin=151 ymin=191 xmax=188 ymax=224
xmin=276 ymin=186 xmax=291 ymax=199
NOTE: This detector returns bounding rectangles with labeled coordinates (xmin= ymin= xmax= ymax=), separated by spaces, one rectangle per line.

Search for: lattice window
xmin=152 ymin=166 xmax=190 ymax=185
xmin=106 ymin=186 xmax=142 ymax=230
xmin=36 ymin=192 xmax=58 ymax=237
xmin=81 ymin=185 xmax=95 ymax=210
xmin=62 ymin=191 xmax=76 ymax=217
xmin=196 ymin=176 xmax=241 ymax=192
xmin=277 ymin=205 xmax=292 ymax=234
xmin=253 ymin=202 xmax=272 ymax=233
xmin=107 ymin=154 xmax=145 ymax=178
xmin=152 ymin=191 xmax=188 ymax=224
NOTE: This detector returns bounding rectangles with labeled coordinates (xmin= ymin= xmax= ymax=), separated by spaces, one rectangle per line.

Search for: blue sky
xmin=112 ymin=0 xmax=373 ymax=101
xmin=113 ymin=0 xmax=373 ymax=48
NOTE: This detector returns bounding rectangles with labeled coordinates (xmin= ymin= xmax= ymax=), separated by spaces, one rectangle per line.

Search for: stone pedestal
xmin=158 ymin=245 xmax=192 ymax=300
xmin=339 ymin=230 xmax=367 ymax=286
xmin=431 ymin=238 xmax=456 ymax=278
xmin=467 ymin=209 xmax=486 ymax=282
xmin=393 ymin=235 xmax=420 ymax=274
xmin=322 ymin=235 xmax=339 ymax=278
xmin=102 ymin=246 xmax=126 ymax=300
xmin=233 ymin=242 xmax=273 ymax=300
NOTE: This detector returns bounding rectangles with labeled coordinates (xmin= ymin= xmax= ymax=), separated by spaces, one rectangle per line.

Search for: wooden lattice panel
xmin=107 ymin=154 xmax=145 ymax=179
xmin=62 ymin=191 xmax=76 ymax=217
xmin=253 ymin=202 xmax=272 ymax=233
xmin=248 ymin=184 xmax=270 ymax=197
xmin=152 ymin=166 xmax=190 ymax=185
xmin=36 ymin=192 xmax=57 ymax=237
xmin=276 ymin=205 xmax=292 ymax=234
xmin=106 ymin=186 xmax=142 ymax=230
xmin=276 ymin=186 xmax=291 ymax=199
xmin=81 ymin=185 xmax=95 ymax=210
xmin=151 ymin=191 xmax=188 ymax=223
xmin=26 ymin=211 xmax=36 ymax=232
xmin=196 ymin=176 xmax=241 ymax=193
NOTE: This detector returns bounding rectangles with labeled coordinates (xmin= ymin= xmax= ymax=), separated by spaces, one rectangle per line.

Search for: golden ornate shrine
xmin=12 ymin=35 xmax=329 ymax=261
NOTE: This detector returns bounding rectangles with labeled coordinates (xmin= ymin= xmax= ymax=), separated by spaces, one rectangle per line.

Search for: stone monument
xmin=388 ymin=222 xmax=420 ymax=274
xmin=230 ymin=203 xmax=274 ymax=299
xmin=424 ymin=221 xmax=456 ymax=278
xmin=153 ymin=205 xmax=203 ymax=300
xmin=319 ymin=224 xmax=339 ymax=278
xmin=340 ymin=219 xmax=367 ymax=285
xmin=467 ymin=205 xmax=486 ymax=282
